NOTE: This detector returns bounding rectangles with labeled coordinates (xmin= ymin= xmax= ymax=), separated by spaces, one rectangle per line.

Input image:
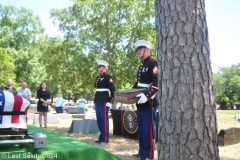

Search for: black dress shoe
xmin=94 ymin=140 xmax=101 ymax=144
xmin=132 ymin=154 xmax=141 ymax=158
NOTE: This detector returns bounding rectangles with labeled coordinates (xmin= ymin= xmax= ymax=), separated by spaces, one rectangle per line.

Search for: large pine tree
xmin=155 ymin=0 xmax=220 ymax=159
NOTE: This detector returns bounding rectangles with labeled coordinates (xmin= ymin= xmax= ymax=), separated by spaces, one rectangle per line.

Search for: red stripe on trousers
xmin=104 ymin=103 xmax=107 ymax=142
xmin=12 ymin=95 xmax=23 ymax=123
xmin=121 ymin=110 xmax=123 ymax=134
xmin=149 ymin=113 xmax=153 ymax=158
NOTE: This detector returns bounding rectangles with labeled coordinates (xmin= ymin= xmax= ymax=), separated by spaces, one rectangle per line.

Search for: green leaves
xmin=0 ymin=1 xmax=157 ymax=100
xmin=0 ymin=48 xmax=16 ymax=87
xmin=0 ymin=5 xmax=47 ymax=95
xmin=0 ymin=5 xmax=44 ymax=50
xmin=213 ymin=63 xmax=240 ymax=104
xmin=50 ymin=0 xmax=156 ymax=90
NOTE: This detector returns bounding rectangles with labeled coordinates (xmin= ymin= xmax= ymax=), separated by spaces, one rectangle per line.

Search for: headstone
xmin=68 ymin=119 xmax=99 ymax=134
xmin=216 ymin=113 xmax=220 ymax=119
xmin=27 ymin=113 xmax=35 ymax=120
xmin=218 ymin=127 xmax=240 ymax=146
xmin=235 ymin=114 xmax=240 ymax=122
xmin=33 ymin=114 xmax=59 ymax=124
xmin=84 ymin=113 xmax=96 ymax=120
xmin=55 ymin=113 xmax=72 ymax=120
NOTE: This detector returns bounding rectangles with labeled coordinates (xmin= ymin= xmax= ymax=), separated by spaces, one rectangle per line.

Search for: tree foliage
xmin=0 ymin=48 xmax=16 ymax=87
xmin=0 ymin=5 xmax=46 ymax=95
xmin=213 ymin=64 xmax=240 ymax=106
xmin=217 ymin=93 xmax=228 ymax=110
xmin=228 ymin=75 xmax=240 ymax=102
xmin=1 ymin=2 xmax=239 ymax=104
xmin=0 ymin=5 xmax=44 ymax=49
xmin=50 ymin=0 xmax=156 ymax=90
xmin=212 ymin=72 xmax=227 ymax=99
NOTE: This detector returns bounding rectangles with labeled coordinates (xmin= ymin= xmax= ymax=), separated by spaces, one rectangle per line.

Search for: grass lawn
xmin=27 ymin=110 xmax=240 ymax=160
xmin=217 ymin=110 xmax=240 ymax=115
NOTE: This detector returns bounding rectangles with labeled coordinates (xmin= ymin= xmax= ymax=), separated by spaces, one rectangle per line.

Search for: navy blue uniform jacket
xmin=94 ymin=73 xmax=116 ymax=104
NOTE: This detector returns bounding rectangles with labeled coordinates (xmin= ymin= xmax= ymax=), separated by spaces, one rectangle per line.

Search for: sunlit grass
xmin=28 ymin=110 xmax=240 ymax=160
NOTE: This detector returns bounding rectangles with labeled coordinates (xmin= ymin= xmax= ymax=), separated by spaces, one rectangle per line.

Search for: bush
xmin=218 ymin=93 xmax=228 ymax=110
xmin=229 ymin=101 xmax=234 ymax=109
xmin=220 ymin=102 xmax=228 ymax=110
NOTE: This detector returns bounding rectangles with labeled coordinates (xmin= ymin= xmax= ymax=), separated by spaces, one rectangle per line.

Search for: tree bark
xmin=155 ymin=0 xmax=219 ymax=159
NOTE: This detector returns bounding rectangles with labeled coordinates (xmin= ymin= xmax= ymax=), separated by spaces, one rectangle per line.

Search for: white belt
xmin=151 ymin=93 xmax=156 ymax=99
xmin=96 ymin=88 xmax=109 ymax=91
xmin=137 ymin=83 xmax=150 ymax=87
xmin=138 ymin=83 xmax=156 ymax=99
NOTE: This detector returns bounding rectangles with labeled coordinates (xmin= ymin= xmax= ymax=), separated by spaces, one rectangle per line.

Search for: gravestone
xmin=84 ymin=113 xmax=96 ymax=120
xmin=33 ymin=114 xmax=59 ymax=124
xmin=27 ymin=113 xmax=35 ymax=120
xmin=55 ymin=113 xmax=72 ymax=120
xmin=68 ymin=119 xmax=98 ymax=134
xmin=218 ymin=127 xmax=240 ymax=146
xmin=235 ymin=114 xmax=240 ymax=122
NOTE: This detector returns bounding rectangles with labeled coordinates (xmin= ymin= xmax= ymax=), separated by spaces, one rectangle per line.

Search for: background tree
xmin=212 ymin=64 xmax=240 ymax=109
xmin=50 ymin=0 xmax=156 ymax=90
xmin=217 ymin=93 xmax=228 ymax=110
xmin=228 ymin=75 xmax=240 ymax=103
xmin=212 ymin=72 xmax=227 ymax=101
xmin=0 ymin=5 xmax=45 ymax=95
xmin=0 ymin=48 xmax=16 ymax=87
xmin=155 ymin=0 xmax=219 ymax=159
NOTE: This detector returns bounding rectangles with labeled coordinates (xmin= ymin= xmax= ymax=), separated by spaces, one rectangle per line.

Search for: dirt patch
xmin=28 ymin=111 xmax=240 ymax=160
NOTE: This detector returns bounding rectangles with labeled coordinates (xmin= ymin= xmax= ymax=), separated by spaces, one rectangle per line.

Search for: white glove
xmin=106 ymin=102 xmax=112 ymax=108
xmin=136 ymin=93 xmax=148 ymax=104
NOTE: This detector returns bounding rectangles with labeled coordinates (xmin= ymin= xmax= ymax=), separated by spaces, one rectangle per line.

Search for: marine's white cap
xmin=134 ymin=40 xmax=153 ymax=51
xmin=97 ymin=60 xmax=109 ymax=67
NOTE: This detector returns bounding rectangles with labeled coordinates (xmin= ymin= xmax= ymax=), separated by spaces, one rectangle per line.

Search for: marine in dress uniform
xmin=132 ymin=40 xmax=159 ymax=160
xmin=94 ymin=60 xmax=116 ymax=144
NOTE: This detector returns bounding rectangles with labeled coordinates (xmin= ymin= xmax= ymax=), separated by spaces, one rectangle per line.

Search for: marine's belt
xmin=137 ymin=83 xmax=149 ymax=87
xmin=137 ymin=83 xmax=157 ymax=99
xmin=96 ymin=88 xmax=109 ymax=91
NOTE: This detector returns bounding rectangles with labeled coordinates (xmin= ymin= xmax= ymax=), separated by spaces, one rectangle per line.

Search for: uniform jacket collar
xmin=100 ymin=72 xmax=106 ymax=75
xmin=142 ymin=56 xmax=151 ymax=64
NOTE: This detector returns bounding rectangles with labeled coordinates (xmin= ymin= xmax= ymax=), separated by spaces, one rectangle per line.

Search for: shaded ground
xmin=28 ymin=110 xmax=240 ymax=160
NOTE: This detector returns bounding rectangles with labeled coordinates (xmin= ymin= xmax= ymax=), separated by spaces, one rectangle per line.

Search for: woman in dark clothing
xmin=37 ymin=82 xmax=50 ymax=128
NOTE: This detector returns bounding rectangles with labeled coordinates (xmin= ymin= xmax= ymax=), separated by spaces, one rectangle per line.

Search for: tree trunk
xmin=155 ymin=0 xmax=219 ymax=159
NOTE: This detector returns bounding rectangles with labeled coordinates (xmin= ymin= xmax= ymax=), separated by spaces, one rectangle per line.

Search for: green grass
xmin=216 ymin=110 xmax=240 ymax=115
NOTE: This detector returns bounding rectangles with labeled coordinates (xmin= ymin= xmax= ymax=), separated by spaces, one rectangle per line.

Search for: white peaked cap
xmin=97 ymin=60 xmax=109 ymax=67
xmin=134 ymin=40 xmax=153 ymax=50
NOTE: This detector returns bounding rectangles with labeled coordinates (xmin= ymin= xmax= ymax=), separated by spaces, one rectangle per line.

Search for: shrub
xmin=218 ymin=93 xmax=228 ymax=110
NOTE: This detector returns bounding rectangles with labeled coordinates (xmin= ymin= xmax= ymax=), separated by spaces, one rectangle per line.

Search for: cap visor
xmin=136 ymin=46 xmax=147 ymax=51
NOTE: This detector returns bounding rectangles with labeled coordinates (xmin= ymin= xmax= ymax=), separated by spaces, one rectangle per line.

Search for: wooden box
xmin=114 ymin=88 xmax=145 ymax=104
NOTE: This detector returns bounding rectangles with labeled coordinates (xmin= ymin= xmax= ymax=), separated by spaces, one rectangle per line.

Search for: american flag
xmin=0 ymin=90 xmax=30 ymax=129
